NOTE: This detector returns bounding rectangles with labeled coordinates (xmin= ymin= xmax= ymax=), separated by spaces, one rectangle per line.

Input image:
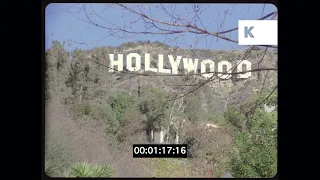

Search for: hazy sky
xmin=45 ymin=3 xmax=277 ymax=51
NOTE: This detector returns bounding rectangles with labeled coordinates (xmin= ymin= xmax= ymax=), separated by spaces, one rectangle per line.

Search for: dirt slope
xmin=45 ymin=98 xmax=155 ymax=177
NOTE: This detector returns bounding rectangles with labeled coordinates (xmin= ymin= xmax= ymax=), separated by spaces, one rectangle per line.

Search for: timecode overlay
xmin=133 ymin=144 xmax=188 ymax=158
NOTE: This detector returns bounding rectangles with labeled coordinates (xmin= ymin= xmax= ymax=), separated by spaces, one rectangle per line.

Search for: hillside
xmin=46 ymin=40 xmax=277 ymax=108
xmin=45 ymin=40 xmax=278 ymax=178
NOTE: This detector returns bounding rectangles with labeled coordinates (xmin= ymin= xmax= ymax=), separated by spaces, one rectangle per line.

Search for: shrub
xmin=224 ymin=106 xmax=246 ymax=130
xmin=230 ymin=111 xmax=277 ymax=178
xmin=117 ymin=106 xmax=146 ymax=142
xmin=138 ymin=88 xmax=170 ymax=131
xmin=229 ymin=94 xmax=277 ymax=178
xmin=74 ymin=102 xmax=92 ymax=116
xmin=92 ymin=103 xmax=119 ymax=135
xmin=86 ymin=104 xmax=103 ymax=119
xmin=184 ymin=92 xmax=204 ymax=123
xmin=108 ymin=92 xmax=136 ymax=122
xmin=69 ymin=162 xmax=114 ymax=177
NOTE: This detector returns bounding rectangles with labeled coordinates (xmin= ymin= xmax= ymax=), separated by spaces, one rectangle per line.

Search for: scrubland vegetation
xmin=45 ymin=41 xmax=277 ymax=178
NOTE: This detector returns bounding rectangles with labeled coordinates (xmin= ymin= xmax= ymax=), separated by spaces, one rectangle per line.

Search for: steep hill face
xmin=45 ymin=41 xmax=278 ymax=177
xmin=46 ymin=40 xmax=277 ymax=114
xmin=83 ymin=41 xmax=277 ymax=111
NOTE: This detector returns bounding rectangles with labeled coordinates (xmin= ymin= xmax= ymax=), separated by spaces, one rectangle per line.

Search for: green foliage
xmin=45 ymin=41 xmax=278 ymax=178
xmin=65 ymin=59 xmax=86 ymax=95
xmin=118 ymin=105 xmax=146 ymax=142
xmin=45 ymin=41 xmax=70 ymax=100
xmin=153 ymin=158 xmax=191 ymax=177
xmin=72 ymin=92 xmax=140 ymax=141
xmin=224 ymin=106 xmax=246 ymax=130
xmin=138 ymin=88 xmax=170 ymax=131
xmin=52 ymin=40 xmax=65 ymax=50
xmin=65 ymin=48 xmax=104 ymax=101
xmin=205 ymin=112 xmax=226 ymax=125
xmin=73 ymin=101 xmax=119 ymax=135
xmin=265 ymin=90 xmax=277 ymax=107
xmin=181 ymin=122 xmax=235 ymax=178
xmin=88 ymin=103 xmax=110 ymax=120
xmin=73 ymin=102 xmax=92 ymax=116
xmin=225 ymin=92 xmax=277 ymax=178
xmin=230 ymin=110 xmax=277 ymax=178
xmin=91 ymin=103 xmax=119 ymax=135
xmin=204 ymin=104 xmax=226 ymax=124
xmin=184 ymin=92 xmax=204 ymax=123
xmin=51 ymin=40 xmax=69 ymax=72
xmin=70 ymin=162 xmax=114 ymax=177
xmin=109 ymin=92 xmax=136 ymax=123
xmin=46 ymin=162 xmax=114 ymax=177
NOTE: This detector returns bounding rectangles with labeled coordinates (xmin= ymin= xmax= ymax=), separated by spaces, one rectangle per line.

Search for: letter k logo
xmin=244 ymin=26 xmax=254 ymax=38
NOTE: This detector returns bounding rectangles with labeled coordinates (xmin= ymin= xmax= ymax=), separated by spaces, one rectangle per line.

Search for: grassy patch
xmin=70 ymin=162 xmax=114 ymax=177
xmin=153 ymin=158 xmax=191 ymax=177
xmin=45 ymin=131 xmax=75 ymax=171
xmin=45 ymin=161 xmax=115 ymax=177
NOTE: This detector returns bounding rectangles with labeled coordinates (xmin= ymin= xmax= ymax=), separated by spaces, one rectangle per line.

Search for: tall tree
xmin=138 ymin=88 xmax=170 ymax=136
xmin=230 ymin=101 xmax=277 ymax=178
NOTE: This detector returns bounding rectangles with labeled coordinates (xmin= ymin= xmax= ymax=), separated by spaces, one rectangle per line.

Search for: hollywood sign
xmin=108 ymin=53 xmax=252 ymax=79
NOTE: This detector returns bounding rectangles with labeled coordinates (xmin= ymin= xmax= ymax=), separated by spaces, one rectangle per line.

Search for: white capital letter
xmin=145 ymin=53 xmax=157 ymax=72
xmin=168 ymin=55 xmax=182 ymax=74
xmin=200 ymin=60 xmax=215 ymax=79
xmin=218 ymin=61 xmax=232 ymax=79
xmin=109 ymin=54 xmax=123 ymax=72
xmin=126 ymin=53 xmax=141 ymax=72
xmin=183 ymin=58 xmax=198 ymax=75
xmin=158 ymin=54 xmax=171 ymax=74
xmin=237 ymin=60 xmax=252 ymax=79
